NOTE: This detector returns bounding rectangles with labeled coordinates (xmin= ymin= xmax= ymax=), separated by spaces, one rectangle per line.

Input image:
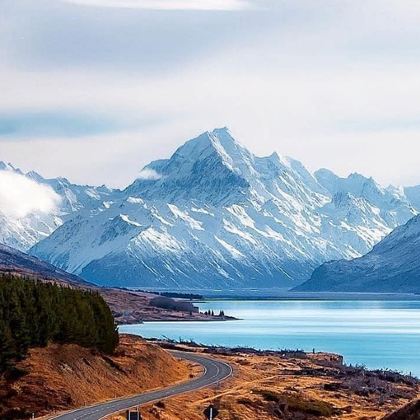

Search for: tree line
xmin=0 ymin=274 xmax=119 ymax=372
xmin=203 ymin=310 xmax=225 ymax=317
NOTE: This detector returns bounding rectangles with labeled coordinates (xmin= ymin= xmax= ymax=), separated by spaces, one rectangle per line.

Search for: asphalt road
xmin=50 ymin=351 xmax=233 ymax=420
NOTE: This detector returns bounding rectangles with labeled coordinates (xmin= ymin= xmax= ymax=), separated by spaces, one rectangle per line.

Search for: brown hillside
xmin=0 ymin=335 xmax=193 ymax=419
xmin=383 ymin=399 xmax=420 ymax=420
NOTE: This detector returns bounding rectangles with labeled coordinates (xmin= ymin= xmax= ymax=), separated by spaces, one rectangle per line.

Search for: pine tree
xmin=0 ymin=274 xmax=119 ymax=373
xmin=0 ymin=320 xmax=15 ymax=371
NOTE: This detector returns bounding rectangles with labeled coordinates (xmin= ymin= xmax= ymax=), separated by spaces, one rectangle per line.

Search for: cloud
xmin=137 ymin=168 xmax=162 ymax=180
xmin=63 ymin=0 xmax=251 ymax=10
xmin=0 ymin=171 xmax=61 ymax=218
xmin=2 ymin=0 xmax=420 ymax=187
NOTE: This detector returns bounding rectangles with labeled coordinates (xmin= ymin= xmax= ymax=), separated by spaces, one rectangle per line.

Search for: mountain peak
xmin=126 ymin=128 xmax=251 ymax=204
xmin=348 ymin=172 xmax=375 ymax=184
xmin=26 ymin=170 xmax=45 ymax=182
xmin=171 ymin=127 xmax=244 ymax=165
xmin=315 ymin=169 xmax=382 ymax=197
xmin=0 ymin=161 xmax=22 ymax=174
xmin=138 ymin=127 xmax=252 ymax=183
xmin=208 ymin=126 xmax=242 ymax=148
xmin=209 ymin=126 xmax=231 ymax=137
xmin=314 ymin=168 xmax=337 ymax=178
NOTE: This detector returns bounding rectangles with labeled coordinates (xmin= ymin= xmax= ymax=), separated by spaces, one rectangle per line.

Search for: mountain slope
xmin=315 ymin=169 xmax=415 ymax=228
xmin=0 ymin=243 xmax=223 ymax=323
xmin=30 ymin=128 xmax=417 ymax=289
xmin=0 ymin=162 xmax=117 ymax=251
xmin=295 ymin=215 xmax=420 ymax=293
xmin=0 ymin=242 xmax=91 ymax=286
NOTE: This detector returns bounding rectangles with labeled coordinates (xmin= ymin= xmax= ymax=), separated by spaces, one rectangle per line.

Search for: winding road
xmin=51 ymin=351 xmax=232 ymax=420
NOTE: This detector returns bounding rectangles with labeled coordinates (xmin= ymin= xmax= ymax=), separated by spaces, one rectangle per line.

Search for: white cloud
xmin=0 ymin=171 xmax=61 ymax=218
xmin=137 ymin=168 xmax=162 ymax=180
xmin=63 ymin=0 xmax=251 ymax=10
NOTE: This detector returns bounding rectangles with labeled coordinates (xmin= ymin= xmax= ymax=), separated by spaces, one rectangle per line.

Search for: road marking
xmin=48 ymin=351 xmax=232 ymax=420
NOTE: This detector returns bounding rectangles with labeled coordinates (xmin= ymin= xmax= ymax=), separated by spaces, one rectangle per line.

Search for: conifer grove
xmin=0 ymin=274 xmax=119 ymax=372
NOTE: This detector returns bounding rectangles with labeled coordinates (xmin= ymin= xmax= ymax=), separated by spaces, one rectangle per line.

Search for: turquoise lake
xmin=120 ymin=300 xmax=420 ymax=377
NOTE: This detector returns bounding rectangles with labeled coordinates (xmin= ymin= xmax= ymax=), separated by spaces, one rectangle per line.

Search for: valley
xmin=2 ymin=132 xmax=420 ymax=417
xmin=3 ymin=1 xmax=420 ymax=417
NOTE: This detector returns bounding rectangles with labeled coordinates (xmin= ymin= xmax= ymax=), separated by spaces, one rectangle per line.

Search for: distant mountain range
xmin=295 ymin=214 xmax=420 ymax=293
xmin=1 ymin=128 xmax=419 ymax=289
xmin=0 ymin=161 xmax=115 ymax=251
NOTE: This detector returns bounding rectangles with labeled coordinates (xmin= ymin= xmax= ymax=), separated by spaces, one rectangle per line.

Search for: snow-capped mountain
xmin=26 ymin=171 xmax=115 ymax=215
xmin=295 ymin=214 xmax=420 ymax=293
xmin=316 ymin=169 xmax=414 ymax=228
xmin=314 ymin=169 xmax=416 ymax=254
xmin=29 ymin=128 xmax=418 ymax=289
xmin=0 ymin=162 xmax=117 ymax=250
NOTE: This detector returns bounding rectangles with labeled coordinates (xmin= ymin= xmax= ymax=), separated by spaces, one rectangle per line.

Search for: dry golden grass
xmin=2 ymin=335 xmax=418 ymax=420
xmin=135 ymin=350 xmax=420 ymax=420
xmin=0 ymin=335 xmax=191 ymax=419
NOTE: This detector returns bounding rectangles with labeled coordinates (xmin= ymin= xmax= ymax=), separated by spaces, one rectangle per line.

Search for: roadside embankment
xmin=0 ymin=335 xmax=194 ymax=419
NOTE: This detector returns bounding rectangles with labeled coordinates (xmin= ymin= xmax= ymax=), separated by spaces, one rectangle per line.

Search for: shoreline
xmin=118 ymin=317 xmax=239 ymax=325
xmin=139 ymin=337 xmax=420 ymax=419
xmin=125 ymin=288 xmax=420 ymax=301
xmin=198 ymin=292 xmax=420 ymax=301
xmin=138 ymin=316 xmax=239 ymax=323
xmin=120 ymin=299 xmax=420 ymax=378
xmin=147 ymin=337 xmax=420 ymax=379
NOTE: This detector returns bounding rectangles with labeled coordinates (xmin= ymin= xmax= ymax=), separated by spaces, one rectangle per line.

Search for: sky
xmin=1 ymin=0 xmax=420 ymax=188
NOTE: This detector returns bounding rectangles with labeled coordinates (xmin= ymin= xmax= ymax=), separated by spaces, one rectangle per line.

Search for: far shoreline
xmin=138 ymin=316 xmax=240 ymax=323
xmin=128 ymin=287 xmax=420 ymax=301
xmin=199 ymin=292 xmax=420 ymax=303
xmin=115 ymin=290 xmax=420 ymax=324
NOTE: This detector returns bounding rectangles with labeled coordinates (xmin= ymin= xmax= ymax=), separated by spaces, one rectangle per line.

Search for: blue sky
xmin=1 ymin=0 xmax=420 ymax=187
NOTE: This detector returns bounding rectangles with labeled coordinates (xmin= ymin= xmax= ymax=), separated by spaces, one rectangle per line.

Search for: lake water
xmin=120 ymin=300 xmax=420 ymax=377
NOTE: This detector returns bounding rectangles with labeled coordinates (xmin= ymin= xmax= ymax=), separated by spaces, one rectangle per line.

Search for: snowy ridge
xmin=27 ymin=128 xmax=418 ymax=289
xmin=295 ymin=214 xmax=420 ymax=293
xmin=0 ymin=162 xmax=118 ymax=250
